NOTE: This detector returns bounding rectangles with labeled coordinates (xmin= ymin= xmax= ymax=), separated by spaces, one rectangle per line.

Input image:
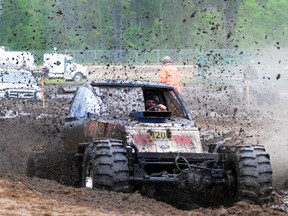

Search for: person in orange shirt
xmin=159 ymin=56 xmax=181 ymax=92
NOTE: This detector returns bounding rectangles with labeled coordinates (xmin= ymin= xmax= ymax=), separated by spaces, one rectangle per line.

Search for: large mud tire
xmin=82 ymin=139 xmax=130 ymax=192
xmin=224 ymin=144 xmax=272 ymax=206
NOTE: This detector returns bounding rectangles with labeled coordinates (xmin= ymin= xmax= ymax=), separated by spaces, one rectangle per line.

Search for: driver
xmin=145 ymin=95 xmax=167 ymax=111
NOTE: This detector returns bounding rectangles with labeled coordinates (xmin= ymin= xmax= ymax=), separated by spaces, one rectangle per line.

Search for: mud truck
xmin=63 ymin=81 xmax=272 ymax=206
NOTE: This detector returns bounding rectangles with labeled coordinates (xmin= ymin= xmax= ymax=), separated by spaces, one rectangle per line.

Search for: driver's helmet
xmin=161 ymin=56 xmax=172 ymax=64
xmin=145 ymin=94 xmax=159 ymax=110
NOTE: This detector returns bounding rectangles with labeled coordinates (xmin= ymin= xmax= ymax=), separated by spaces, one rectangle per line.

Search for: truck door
xmin=63 ymin=86 xmax=106 ymax=153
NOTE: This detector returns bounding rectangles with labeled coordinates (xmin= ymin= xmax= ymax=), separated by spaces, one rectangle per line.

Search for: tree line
xmin=0 ymin=0 xmax=287 ymax=52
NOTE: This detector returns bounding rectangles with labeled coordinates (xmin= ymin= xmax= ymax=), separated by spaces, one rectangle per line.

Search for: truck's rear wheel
xmin=82 ymin=139 xmax=130 ymax=192
xmin=224 ymin=144 xmax=272 ymax=206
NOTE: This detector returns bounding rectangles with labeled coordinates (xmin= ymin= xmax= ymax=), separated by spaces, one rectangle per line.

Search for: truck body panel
xmin=43 ymin=53 xmax=88 ymax=81
xmin=61 ymin=80 xmax=273 ymax=206
xmin=126 ymin=124 xmax=203 ymax=153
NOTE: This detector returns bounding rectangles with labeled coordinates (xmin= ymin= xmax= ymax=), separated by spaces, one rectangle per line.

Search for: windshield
xmin=94 ymin=86 xmax=186 ymax=118
xmin=96 ymin=86 xmax=145 ymax=117
xmin=0 ymin=71 xmax=37 ymax=85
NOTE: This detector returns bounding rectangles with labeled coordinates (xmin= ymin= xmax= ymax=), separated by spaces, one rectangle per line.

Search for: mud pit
xmin=0 ymin=80 xmax=288 ymax=215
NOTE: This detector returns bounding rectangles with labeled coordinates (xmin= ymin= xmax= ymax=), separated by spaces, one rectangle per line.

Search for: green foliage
xmin=0 ymin=0 xmax=287 ymax=51
xmin=235 ymin=0 xmax=288 ymax=48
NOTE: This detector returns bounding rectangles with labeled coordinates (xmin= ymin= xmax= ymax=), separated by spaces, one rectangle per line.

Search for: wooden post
xmin=41 ymin=74 xmax=45 ymax=110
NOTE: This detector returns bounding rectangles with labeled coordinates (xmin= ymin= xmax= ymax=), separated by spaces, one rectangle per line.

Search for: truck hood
xmin=125 ymin=122 xmax=203 ymax=153
xmin=85 ymin=115 xmax=202 ymax=154
xmin=0 ymin=82 xmax=39 ymax=89
xmin=0 ymin=83 xmax=42 ymax=99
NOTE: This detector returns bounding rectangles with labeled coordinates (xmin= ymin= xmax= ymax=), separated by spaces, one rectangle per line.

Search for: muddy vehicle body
xmin=0 ymin=68 xmax=42 ymax=100
xmin=43 ymin=53 xmax=88 ymax=82
xmin=63 ymin=80 xmax=272 ymax=206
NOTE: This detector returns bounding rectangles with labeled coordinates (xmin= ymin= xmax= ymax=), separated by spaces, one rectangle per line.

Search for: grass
xmin=40 ymin=78 xmax=87 ymax=85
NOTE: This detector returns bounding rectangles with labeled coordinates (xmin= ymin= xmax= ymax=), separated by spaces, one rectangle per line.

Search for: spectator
xmin=243 ymin=60 xmax=259 ymax=112
xmin=243 ymin=60 xmax=258 ymax=83
xmin=159 ymin=56 xmax=181 ymax=92
xmin=21 ymin=60 xmax=27 ymax=69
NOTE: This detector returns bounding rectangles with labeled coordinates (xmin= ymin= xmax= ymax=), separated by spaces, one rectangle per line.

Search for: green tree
xmin=1 ymin=0 xmax=288 ymax=51
xmin=235 ymin=0 xmax=288 ymax=48
xmin=0 ymin=0 xmax=32 ymax=49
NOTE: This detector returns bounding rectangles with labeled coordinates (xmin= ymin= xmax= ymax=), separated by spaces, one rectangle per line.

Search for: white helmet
xmin=161 ymin=56 xmax=171 ymax=64
xmin=249 ymin=60 xmax=256 ymax=66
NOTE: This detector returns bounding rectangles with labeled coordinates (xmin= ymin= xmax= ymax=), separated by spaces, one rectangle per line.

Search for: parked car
xmin=0 ymin=69 xmax=42 ymax=100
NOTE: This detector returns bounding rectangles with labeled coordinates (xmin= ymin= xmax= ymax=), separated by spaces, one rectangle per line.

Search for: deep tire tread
xmin=229 ymin=144 xmax=272 ymax=204
xmin=93 ymin=139 xmax=130 ymax=192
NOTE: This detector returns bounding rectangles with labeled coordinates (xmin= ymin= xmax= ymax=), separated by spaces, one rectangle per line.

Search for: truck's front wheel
xmin=82 ymin=139 xmax=130 ymax=192
xmin=73 ymin=73 xmax=83 ymax=82
xmin=224 ymin=144 xmax=272 ymax=206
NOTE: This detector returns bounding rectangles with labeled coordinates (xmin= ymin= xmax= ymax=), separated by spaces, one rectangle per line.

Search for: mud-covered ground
xmin=0 ymin=80 xmax=288 ymax=215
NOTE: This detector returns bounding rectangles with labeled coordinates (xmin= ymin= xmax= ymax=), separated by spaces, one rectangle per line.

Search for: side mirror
xmin=65 ymin=116 xmax=78 ymax=121
xmin=86 ymin=112 xmax=99 ymax=118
